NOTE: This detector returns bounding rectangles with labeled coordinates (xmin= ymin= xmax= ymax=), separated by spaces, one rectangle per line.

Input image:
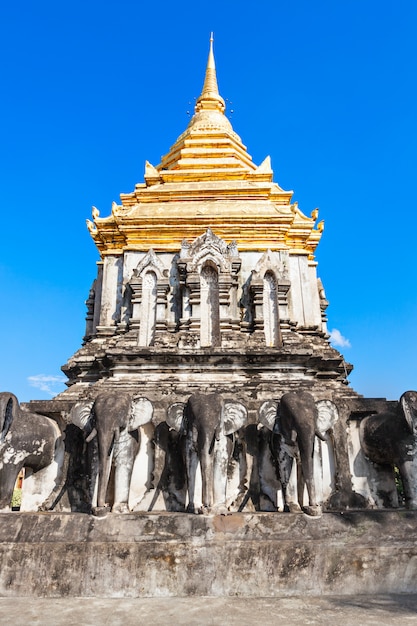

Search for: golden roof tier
xmin=87 ymin=37 xmax=323 ymax=257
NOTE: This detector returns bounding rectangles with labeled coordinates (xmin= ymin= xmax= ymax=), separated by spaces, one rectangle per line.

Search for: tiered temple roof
xmin=87 ymin=36 xmax=323 ymax=256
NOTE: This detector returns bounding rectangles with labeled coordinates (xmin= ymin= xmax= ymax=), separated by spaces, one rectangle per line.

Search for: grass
xmin=11 ymin=488 xmax=22 ymax=510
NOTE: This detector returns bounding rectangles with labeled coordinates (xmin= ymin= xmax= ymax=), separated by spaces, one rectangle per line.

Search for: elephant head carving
xmin=167 ymin=393 xmax=248 ymax=514
xmin=166 ymin=402 xmax=188 ymax=435
xmin=259 ymin=392 xmax=338 ymax=516
xmin=70 ymin=392 xmax=153 ymax=515
xmin=315 ymin=399 xmax=339 ymax=439
xmin=0 ymin=392 xmax=63 ymax=511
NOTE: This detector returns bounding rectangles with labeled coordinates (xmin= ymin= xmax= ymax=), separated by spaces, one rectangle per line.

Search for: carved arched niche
xmin=263 ymin=271 xmax=279 ymax=347
xmin=127 ymin=249 xmax=170 ymax=346
xmin=250 ymin=250 xmax=291 ymax=347
xmin=200 ymin=262 xmax=220 ymax=347
xmin=177 ymin=229 xmax=241 ymax=347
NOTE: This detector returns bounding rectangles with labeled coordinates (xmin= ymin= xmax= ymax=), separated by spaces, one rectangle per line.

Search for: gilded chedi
xmin=87 ymin=36 xmax=322 ymax=257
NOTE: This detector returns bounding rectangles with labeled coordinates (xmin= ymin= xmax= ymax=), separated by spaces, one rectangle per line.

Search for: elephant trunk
xmin=96 ymin=430 xmax=116 ymax=509
xmin=298 ymin=436 xmax=319 ymax=508
xmin=273 ymin=435 xmax=294 ymax=507
xmin=0 ymin=463 xmax=23 ymax=510
xmin=85 ymin=427 xmax=97 ymax=443
xmin=200 ymin=432 xmax=216 ymax=510
xmin=112 ymin=428 xmax=140 ymax=513
xmin=398 ymin=456 xmax=417 ymax=510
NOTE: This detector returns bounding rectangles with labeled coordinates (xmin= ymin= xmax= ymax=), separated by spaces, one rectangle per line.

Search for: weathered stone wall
xmin=0 ymin=511 xmax=416 ymax=597
xmin=86 ymin=237 xmax=327 ymax=349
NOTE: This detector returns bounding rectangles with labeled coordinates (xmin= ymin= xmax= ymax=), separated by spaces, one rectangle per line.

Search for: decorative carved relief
xmin=83 ymin=280 xmax=96 ymax=343
xmin=177 ymin=229 xmax=241 ymax=346
xmin=139 ymin=271 xmax=157 ymax=346
xmin=127 ymin=249 xmax=170 ymax=345
xmin=317 ymin=278 xmax=329 ymax=333
xmin=200 ymin=264 xmax=220 ymax=347
xmin=248 ymin=250 xmax=291 ymax=344
xmin=253 ymin=249 xmax=289 ymax=283
xmin=263 ymin=272 xmax=279 ymax=347
xmin=133 ymin=249 xmax=167 ymax=281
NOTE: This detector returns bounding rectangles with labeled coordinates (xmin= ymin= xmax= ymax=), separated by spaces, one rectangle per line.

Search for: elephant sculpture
xmin=359 ymin=390 xmax=417 ymax=510
xmin=259 ymin=391 xmax=336 ymax=516
xmin=167 ymin=393 xmax=248 ymax=514
xmin=0 ymin=392 xmax=63 ymax=511
xmin=70 ymin=392 xmax=153 ymax=516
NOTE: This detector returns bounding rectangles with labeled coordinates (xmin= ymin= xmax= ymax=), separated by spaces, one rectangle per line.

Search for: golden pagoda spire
xmin=195 ymin=33 xmax=225 ymax=114
xmin=90 ymin=37 xmax=322 ymax=258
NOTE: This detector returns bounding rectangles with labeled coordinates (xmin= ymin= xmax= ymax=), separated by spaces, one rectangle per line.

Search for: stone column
xmin=277 ymin=279 xmax=291 ymax=333
xmin=229 ymin=260 xmax=242 ymax=331
xmin=218 ymin=275 xmax=232 ymax=332
xmin=187 ymin=272 xmax=201 ymax=335
xmin=177 ymin=262 xmax=190 ymax=332
xmin=179 ymin=287 xmax=191 ymax=332
xmin=83 ymin=284 xmax=95 ymax=343
xmin=296 ymin=255 xmax=319 ymax=330
xmin=92 ymin=263 xmax=103 ymax=335
xmin=317 ymin=278 xmax=329 ymax=334
xmin=128 ymin=278 xmax=142 ymax=332
xmin=307 ymin=261 xmax=323 ymax=329
xmin=96 ymin=255 xmax=123 ymax=336
xmin=155 ymin=280 xmax=170 ymax=335
xmin=250 ymin=278 xmax=265 ymax=339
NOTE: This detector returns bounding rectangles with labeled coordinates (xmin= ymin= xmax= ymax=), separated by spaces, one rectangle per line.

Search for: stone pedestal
xmin=0 ymin=511 xmax=416 ymax=597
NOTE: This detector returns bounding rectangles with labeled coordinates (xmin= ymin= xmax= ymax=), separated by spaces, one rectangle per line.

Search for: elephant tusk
xmin=315 ymin=428 xmax=327 ymax=442
xmin=86 ymin=427 xmax=97 ymax=443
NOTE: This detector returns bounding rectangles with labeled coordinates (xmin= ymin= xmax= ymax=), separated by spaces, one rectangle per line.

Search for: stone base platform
xmin=0 ymin=511 xmax=416 ymax=597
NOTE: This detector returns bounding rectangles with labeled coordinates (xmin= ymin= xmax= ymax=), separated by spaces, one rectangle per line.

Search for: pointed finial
xmin=195 ymin=34 xmax=225 ymax=114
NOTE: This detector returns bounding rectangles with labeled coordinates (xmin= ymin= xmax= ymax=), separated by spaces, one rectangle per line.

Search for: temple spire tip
xmin=195 ymin=35 xmax=225 ymax=114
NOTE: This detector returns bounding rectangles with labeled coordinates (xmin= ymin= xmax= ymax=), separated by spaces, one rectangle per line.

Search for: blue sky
xmin=1 ymin=1 xmax=416 ymax=401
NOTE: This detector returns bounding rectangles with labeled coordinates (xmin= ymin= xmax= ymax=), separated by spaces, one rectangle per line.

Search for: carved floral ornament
xmin=178 ymin=228 xmax=241 ymax=277
xmin=252 ymin=249 xmax=289 ymax=282
xmin=131 ymin=248 xmax=169 ymax=281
